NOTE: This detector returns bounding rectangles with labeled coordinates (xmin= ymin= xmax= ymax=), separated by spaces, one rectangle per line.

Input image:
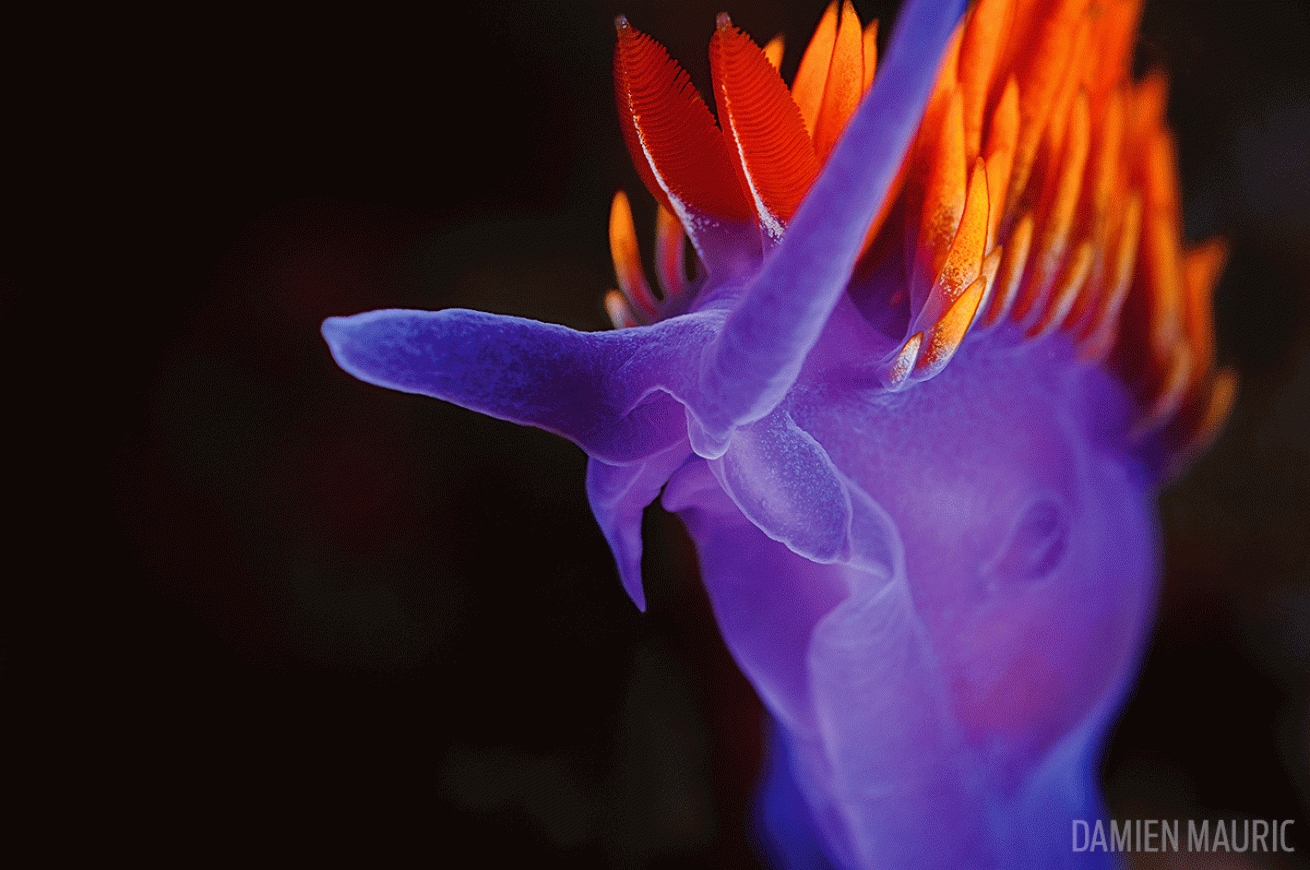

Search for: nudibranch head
xmin=322 ymin=3 xmax=1233 ymax=861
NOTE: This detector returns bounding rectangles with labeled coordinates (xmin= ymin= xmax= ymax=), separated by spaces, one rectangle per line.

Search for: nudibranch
xmin=322 ymin=0 xmax=1232 ymax=866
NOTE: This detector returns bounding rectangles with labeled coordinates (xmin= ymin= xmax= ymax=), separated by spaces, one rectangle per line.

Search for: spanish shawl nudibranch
xmin=322 ymin=0 xmax=1233 ymax=866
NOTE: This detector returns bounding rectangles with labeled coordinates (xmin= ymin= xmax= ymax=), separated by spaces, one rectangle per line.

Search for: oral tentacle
xmin=586 ymin=440 xmax=692 ymax=610
xmin=322 ymin=309 xmax=710 ymax=464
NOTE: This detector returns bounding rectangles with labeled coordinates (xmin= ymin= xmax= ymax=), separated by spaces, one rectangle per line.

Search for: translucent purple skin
xmin=322 ymin=1 xmax=1159 ymax=866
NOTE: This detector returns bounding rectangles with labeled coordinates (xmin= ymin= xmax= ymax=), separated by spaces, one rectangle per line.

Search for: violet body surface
xmin=322 ymin=0 xmax=1233 ymax=866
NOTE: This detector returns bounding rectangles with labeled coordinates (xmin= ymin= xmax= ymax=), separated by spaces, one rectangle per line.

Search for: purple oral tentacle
xmin=322 ymin=308 xmax=713 ymax=464
xmin=585 ymin=439 xmax=692 ymax=610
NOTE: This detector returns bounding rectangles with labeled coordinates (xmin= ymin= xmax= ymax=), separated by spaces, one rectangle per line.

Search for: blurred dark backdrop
xmin=41 ymin=0 xmax=1309 ymax=864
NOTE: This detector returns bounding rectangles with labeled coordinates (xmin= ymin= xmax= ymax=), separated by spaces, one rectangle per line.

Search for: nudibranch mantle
xmin=322 ymin=0 xmax=1232 ymax=867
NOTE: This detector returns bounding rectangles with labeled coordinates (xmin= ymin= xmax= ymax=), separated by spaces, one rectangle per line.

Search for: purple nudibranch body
xmin=322 ymin=0 xmax=1232 ymax=866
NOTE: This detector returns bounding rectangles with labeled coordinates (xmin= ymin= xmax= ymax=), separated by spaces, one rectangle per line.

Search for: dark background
xmin=37 ymin=0 xmax=1309 ymax=864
